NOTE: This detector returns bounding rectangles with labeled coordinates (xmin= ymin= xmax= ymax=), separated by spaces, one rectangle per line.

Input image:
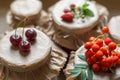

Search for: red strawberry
xmin=61 ymin=12 xmax=73 ymax=22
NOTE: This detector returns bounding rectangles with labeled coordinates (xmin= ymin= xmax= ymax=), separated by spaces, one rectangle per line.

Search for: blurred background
xmin=0 ymin=0 xmax=120 ymax=33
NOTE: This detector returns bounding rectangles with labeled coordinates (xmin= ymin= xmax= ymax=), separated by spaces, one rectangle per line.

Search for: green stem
xmin=14 ymin=18 xmax=28 ymax=37
xmin=22 ymin=18 xmax=27 ymax=44
xmin=15 ymin=29 xmax=17 ymax=37
xmin=93 ymin=34 xmax=105 ymax=42
xmin=22 ymin=27 xmax=25 ymax=41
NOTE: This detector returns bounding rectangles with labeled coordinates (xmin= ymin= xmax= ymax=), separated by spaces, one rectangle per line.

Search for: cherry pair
xmin=10 ymin=29 xmax=37 ymax=52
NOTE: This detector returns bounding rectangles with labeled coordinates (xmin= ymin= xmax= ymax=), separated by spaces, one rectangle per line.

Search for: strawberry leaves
xmin=82 ymin=3 xmax=89 ymax=9
xmin=62 ymin=2 xmax=94 ymax=22
xmin=80 ymin=3 xmax=94 ymax=17
xmin=83 ymin=9 xmax=94 ymax=17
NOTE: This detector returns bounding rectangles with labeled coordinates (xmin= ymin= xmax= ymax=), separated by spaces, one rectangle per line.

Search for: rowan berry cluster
xmin=84 ymin=26 xmax=120 ymax=72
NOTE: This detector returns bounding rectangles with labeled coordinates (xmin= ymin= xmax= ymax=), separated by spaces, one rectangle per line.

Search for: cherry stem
xmin=15 ymin=18 xmax=28 ymax=37
xmin=22 ymin=18 xmax=28 ymax=45
xmin=22 ymin=27 xmax=25 ymax=41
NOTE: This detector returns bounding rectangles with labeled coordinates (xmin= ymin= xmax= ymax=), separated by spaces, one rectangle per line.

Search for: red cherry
xmin=95 ymin=50 xmax=104 ymax=59
xmin=10 ymin=34 xmax=22 ymax=47
xmin=101 ymin=66 xmax=108 ymax=72
xmin=64 ymin=9 xmax=70 ymax=13
xmin=96 ymin=39 xmax=103 ymax=47
xmin=100 ymin=47 xmax=108 ymax=56
xmin=115 ymin=52 xmax=120 ymax=58
xmin=91 ymin=55 xmax=97 ymax=63
xmin=19 ymin=40 xmax=31 ymax=52
xmin=89 ymin=37 xmax=96 ymax=42
xmin=117 ymin=59 xmax=120 ymax=64
xmin=99 ymin=58 xmax=106 ymax=66
xmin=87 ymin=58 xmax=95 ymax=65
xmin=104 ymin=38 xmax=112 ymax=45
xmin=61 ymin=12 xmax=73 ymax=22
xmin=85 ymin=50 xmax=95 ymax=58
xmin=108 ymin=42 xmax=117 ymax=51
xmin=25 ymin=29 xmax=37 ymax=41
xmin=102 ymin=26 xmax=109 ymax=34
xmin=91 ymin=44 xmax=100 ymax=52
xmin=92 ymin=64 xmax=100 ymax=72
xmin=84 ymin=42 xmax=93 ymax=50
xmin=106 ymin=57 xmax=114 ymax=64
xmin=113 ymin=56 xmax=119 ymax=63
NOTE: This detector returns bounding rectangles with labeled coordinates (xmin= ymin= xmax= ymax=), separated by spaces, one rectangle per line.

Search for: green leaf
xmin=87 ymin=67 xmax=93 ymax=80
xmin=72 ymin=68 xmax=82 ymax=78
xmin=71 ymin=8 xmax=75 ymax=13
xmin=75 ymin=64 xmax=88 ymax=69
xmin=78 ymin=55 xmax=86 ymax=61
xmin=82 ymin=3 xmax=89 ymax=9
xmin=84 ymin=9 xmax=94 ymax=17
xmin=80 ymin=71 xmax=87 ymax=80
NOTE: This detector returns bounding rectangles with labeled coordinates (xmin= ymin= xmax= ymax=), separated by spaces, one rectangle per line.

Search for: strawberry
xmin=61 ymin=12 xmax=73 ymax=22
